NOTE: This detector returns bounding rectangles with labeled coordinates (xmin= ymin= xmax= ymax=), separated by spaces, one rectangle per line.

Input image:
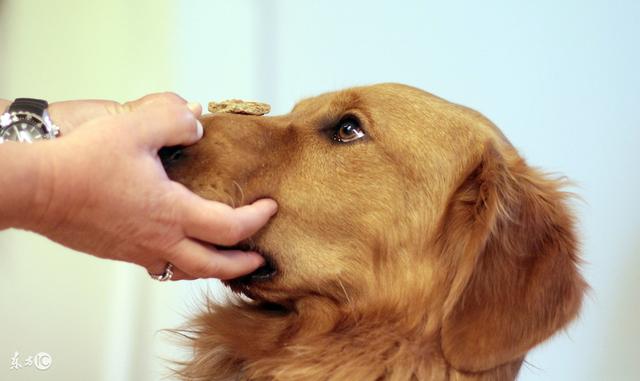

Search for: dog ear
xmin=438 ymin=141 xmax=586 ymax=372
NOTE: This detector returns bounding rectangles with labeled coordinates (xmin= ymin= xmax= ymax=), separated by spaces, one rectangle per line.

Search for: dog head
xmin=163 ymin=83 xmax=585 ymax=372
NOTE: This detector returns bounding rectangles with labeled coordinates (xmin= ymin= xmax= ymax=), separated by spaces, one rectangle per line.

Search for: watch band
xmin=8 ymin=98 xmax=49 ymax=115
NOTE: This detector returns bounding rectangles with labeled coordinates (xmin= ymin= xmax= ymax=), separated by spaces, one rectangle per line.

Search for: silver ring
xmin=148 ymin=263 xmax=174 ymax=282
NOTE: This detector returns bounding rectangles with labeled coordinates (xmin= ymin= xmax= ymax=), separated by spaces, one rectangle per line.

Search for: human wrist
xmin=0 ymin=141 xmax=56 ymax=231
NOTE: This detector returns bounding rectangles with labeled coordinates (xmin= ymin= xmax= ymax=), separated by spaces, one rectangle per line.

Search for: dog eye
xmin=333 ymin=117 xmax=365 ymax=143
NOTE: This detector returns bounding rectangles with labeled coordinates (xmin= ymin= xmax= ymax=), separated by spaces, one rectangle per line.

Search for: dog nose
xmin=159 ymin=145 xmax=185 ymax=167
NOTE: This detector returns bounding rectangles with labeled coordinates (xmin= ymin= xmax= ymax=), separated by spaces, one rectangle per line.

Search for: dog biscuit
xmin=208 ymin=99 xmax=271 ymax=116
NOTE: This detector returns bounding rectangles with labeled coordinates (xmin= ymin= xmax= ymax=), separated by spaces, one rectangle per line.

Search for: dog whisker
xmin=225 ymin=192 xmax=236 ymax=208
xmin=232 ymin=180 xmax=245 ymax=206
xmin=337 ymin=279 xmax=352 ymax=306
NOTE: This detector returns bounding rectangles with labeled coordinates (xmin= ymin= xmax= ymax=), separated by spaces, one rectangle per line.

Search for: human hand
xmin=12 ymin=93 xmax=277 ymax=280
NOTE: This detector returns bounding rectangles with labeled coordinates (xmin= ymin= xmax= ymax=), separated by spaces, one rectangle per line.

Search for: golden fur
xmin=163 ymin=83 xmax=586 ymax=381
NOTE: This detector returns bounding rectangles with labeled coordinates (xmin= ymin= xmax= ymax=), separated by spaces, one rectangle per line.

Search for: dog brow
xmin=328 ymin=91 xmax=363 ymax=114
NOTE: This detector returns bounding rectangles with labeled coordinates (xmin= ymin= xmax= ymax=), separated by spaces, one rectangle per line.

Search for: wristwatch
xmin=0 ymin=98 xmax=60 ymax=143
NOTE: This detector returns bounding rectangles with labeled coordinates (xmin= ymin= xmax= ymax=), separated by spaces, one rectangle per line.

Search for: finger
xmin=49 ymin=92 xmax=201 ymax=136
xmin=123 ymin=93 xmax=202 ymax=119
xmin=169 ymin=268 xmax=197 ymax=281
xmin=0 ymin=99 xmax=11 ymax=111
xmin=123 ymin=92 xmax=188 ymax=111
xmin=186 ymin=102 xmax=203 ymax=118
xmin=126 ymin=102 xmax=204 ymax=149
xmin=47 ymin=100 xmax=123 ymax=135
xmin=177 ymin=190 xmax=278 ymax=246
xmin=166 ymin=238 xmax=265 ymax=280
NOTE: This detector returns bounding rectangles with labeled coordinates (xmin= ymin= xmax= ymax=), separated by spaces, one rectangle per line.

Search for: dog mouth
xmin=218 ymin=242 xmax=278 ymax=285
xmin=218 ymin=244 xmax=295 ymax=314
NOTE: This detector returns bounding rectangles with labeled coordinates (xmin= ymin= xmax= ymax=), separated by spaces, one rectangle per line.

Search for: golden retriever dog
xmin=161 ymin=83 xmax=586 ymax=381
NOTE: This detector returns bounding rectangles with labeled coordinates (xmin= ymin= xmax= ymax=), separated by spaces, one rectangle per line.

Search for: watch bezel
xmin=0 ymin=109 xmax=60 ymax=143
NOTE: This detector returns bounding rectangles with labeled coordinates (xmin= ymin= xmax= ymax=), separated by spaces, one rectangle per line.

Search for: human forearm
xmin=0 ymin=141 xmax=52 ymax=230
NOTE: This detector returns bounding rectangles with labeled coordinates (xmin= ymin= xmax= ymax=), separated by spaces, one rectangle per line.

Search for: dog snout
xmin=159 ymin=145 xmax=185 ymax=167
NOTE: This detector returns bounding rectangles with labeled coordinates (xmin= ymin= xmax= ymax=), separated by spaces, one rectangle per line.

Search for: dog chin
xmin=219 ymin=243 xmax=284 ymax=300
xmin=224 ymin=276 xmax=295 ymax=313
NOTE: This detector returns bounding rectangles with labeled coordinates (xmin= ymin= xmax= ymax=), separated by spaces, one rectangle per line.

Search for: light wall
xmin=0 ymin=1 xmax=214 ymax=380
xmin=1 ymin=1 xmax=638 ymax=380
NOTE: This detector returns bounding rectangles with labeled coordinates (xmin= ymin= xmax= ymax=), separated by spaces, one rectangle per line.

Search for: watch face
xmin=0 ymin=112 xmax=47 ymax=143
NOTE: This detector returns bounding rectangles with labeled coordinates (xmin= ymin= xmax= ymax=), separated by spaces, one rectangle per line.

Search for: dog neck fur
xmin=174 ymin=285 xmax=523 ymax=381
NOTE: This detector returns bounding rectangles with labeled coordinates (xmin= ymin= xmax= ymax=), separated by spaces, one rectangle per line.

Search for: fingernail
xmin=261 ymin=199 xmax=278 ymax=215
xmin=196 ymin=120 xmax=204 ymax=140
xmin=252 ymin=253 xmax=266 ymax=267
xmin=187 ymin=101 xmax=202 ymax=116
